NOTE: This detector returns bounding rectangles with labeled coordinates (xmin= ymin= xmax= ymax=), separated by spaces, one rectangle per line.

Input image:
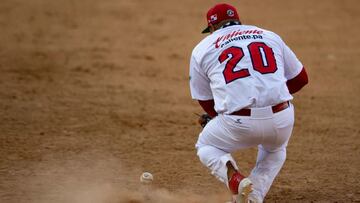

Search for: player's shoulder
xmin=191 ymin=25 xmax=285 ymax=59
xmin=248 ymin=25 xmax=283 ymax=40
xmin=247 ymin=25 xmax=286 ymax=48
xmin=191 ymin=34 xmax=217 ymax=60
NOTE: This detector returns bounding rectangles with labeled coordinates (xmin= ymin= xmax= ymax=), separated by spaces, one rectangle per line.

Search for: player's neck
xmin=219 ymin=21 xmax=241 ymax=30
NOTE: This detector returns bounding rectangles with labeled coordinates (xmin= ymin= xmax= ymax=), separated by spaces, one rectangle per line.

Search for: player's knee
xmin=197 ymin=145 xmax=226 ymax=168
xmin=197 ymin=145 xmax=220 ymax=167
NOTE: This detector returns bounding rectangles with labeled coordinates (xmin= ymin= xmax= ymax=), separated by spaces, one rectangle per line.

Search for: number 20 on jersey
xmin=218 ymin=42 xmax=278 ymax=84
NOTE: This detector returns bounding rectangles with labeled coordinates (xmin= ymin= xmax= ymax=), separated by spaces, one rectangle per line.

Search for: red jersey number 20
xmin=218 ymin=42 xmax=278 ymax=84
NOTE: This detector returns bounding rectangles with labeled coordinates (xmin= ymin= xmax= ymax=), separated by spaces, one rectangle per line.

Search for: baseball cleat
xmin=236 ymin=178 xmax=253 ymax=203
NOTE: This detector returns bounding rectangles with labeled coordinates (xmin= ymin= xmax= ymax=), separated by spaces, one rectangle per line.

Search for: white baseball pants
xmin=196 ymin=103 xmax=295 ymax=201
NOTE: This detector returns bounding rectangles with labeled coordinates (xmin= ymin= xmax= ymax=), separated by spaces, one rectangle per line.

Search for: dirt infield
xmin=0 ymin=0 xmax=359 ymax=202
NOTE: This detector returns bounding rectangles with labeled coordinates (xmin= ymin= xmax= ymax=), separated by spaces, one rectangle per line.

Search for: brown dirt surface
xmin=0 ymin=0 xmax=359 ymax=202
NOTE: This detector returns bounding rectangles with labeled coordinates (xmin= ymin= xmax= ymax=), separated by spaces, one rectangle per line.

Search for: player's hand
xmin=198 ymin=113 xmax=212 ymax=128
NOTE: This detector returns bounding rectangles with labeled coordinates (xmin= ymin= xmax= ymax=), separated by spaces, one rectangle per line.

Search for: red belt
xmin=230 ymin=101 xmax=289 ymax=116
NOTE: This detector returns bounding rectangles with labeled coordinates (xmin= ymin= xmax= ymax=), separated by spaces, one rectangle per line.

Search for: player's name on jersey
xmin=214 ymin=29 xmax=264 ymax=48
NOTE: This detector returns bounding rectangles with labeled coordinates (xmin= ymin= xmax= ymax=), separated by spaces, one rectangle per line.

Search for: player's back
xmin=190 ymin=24 xmax=301 ymax=114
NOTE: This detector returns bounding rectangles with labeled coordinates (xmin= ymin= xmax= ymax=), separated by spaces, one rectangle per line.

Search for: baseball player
xmin=189 ymin=3 xmax=308 ymax=203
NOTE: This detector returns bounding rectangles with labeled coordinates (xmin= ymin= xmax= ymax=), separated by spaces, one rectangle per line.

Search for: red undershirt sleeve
xmin=198 ymin=100 xmax=217 ymax=118
xmin=286 ymin=67 xmax=309 ymax=94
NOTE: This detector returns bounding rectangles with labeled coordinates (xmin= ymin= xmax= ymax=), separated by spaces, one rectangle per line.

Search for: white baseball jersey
xmin=189 ymin=24 xmax=303 ymax=114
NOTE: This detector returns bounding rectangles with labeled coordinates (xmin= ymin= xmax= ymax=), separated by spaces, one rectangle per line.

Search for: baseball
xmin=140 ymin=172 xmax=153 ymax=184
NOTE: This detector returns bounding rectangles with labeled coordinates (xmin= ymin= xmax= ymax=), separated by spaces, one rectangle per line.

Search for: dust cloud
xmin=18 ymin=153 xmax=228 ymax=203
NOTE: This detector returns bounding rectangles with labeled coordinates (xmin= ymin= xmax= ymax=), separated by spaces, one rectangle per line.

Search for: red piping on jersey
xmin=286 ymin=67 xmax=309 ymax=94
xmin=198 ymin=100 xmax=217 ymax=118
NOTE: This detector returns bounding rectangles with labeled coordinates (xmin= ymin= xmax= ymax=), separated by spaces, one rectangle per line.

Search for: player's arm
xmin=283 ymin=43 xmax=309 ymax=94
xmin=198 ymin=99 xmax=217 ymax=118
xmin=286 ymin=67 xmax=308 ymax=94
xmin=189 ymin=54 xmax=216 ymax=118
